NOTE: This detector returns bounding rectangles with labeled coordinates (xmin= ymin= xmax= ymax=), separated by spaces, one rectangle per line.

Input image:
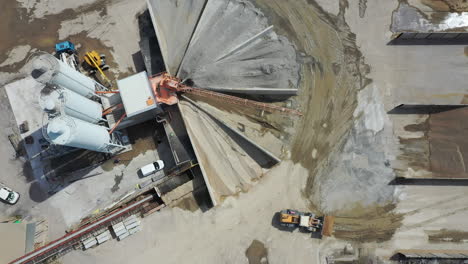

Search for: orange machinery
xmin=149 ymin=72 xmax=302 ymax=116
xmin=279 ymin=209 xmax=334 ymax=237
xmin=104 ymin=72 xmax=302 ymax=134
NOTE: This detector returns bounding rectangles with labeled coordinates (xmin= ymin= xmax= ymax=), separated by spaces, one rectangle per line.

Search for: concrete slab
xmin=4 ymin=78 xmax=50 ymax=190
xmin=177 ymin=0 xmax=299 ymax=93
xmin=178 ymin=100 xmax=265 ymax=206
xmin=146 ymin=0 xmax=207 ymax=75
xmin=182 ymin=95 xmax=286 ymax=160
xmin=3 ymin=78 xmax=43 ymax=133
xmin=0 ymin=223 xmax=26 ymax=264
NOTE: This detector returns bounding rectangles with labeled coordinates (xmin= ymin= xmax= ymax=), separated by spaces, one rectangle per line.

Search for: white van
xmin=139 ymin=160 xmax=165 ymax=177
xmin=0 ymin=187 xmax=20 ymax=204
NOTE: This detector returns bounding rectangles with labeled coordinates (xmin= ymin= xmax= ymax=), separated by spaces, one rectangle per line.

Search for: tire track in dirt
xmin=333 ymin=193 xmax=466 ymax=242
xmin=254 ymin=0 xmax=407 ymax=243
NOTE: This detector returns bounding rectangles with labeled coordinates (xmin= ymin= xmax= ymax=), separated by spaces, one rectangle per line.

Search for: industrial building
xmin=4 ymin=0 xmax=301 ymax=261
xmin=6 ymin=0 xmax=300 ymax=212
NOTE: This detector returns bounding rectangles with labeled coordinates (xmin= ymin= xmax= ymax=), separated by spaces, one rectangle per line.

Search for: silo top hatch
xmin=117 ymin=71 xmax=158 ymax=117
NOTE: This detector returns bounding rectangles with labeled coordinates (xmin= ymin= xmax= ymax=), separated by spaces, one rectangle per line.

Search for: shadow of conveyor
xmin=388 ymin=36 xmax=468 ymax=46
xmin=390 ymin=177 xmax=468 ymax=186
xmin=387 ymin=104 xmax=466 ymax=115
xmin=136 ymin=9 xmax=165 ymax=75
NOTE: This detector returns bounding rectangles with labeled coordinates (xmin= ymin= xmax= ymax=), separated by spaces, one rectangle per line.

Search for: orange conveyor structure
xmin=149 ymin=73 xmax=302 ymax=116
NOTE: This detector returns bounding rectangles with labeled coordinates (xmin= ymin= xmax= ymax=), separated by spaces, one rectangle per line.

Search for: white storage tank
xmin=40 ymin=85 xmax=103 ymax=124
xmin=31 ymin=53 xmax=97 ymax=98
xmin=46 ymin=115 xmax=112 ymax=152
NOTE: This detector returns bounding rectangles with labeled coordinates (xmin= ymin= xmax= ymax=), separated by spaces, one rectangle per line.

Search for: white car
xmin=139 ymin=160 xmax=165 ymax=177
xmin=0 ymin=187 xmax=20 ymax=205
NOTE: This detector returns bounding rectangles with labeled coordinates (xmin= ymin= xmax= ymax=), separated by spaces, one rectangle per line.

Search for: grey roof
xmin=117 ymin=71 xmax=157 ymax=118
xmin=146 ymin=0 xmax=207 ymax=75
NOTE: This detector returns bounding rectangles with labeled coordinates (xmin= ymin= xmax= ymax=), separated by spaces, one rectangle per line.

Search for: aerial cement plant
xmin=1 ymin=0 xmax=468 ymax=263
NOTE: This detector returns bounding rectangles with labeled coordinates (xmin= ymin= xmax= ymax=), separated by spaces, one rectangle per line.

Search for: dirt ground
xmin=394 ymin=106 xmax=468 ymax=179
xmin=64 ymin=161 xmax=321 ymax=264
xmin=0 ymin=1 xmax=111 ymax=71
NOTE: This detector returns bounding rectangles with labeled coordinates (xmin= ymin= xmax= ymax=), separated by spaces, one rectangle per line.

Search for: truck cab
xmin=55 ymin=41 xmax=76 ymax=55
xmin=55 ymin=41 xmax=78 ymax=70
xmin=279 ymin=209 xmax=301 ymax=228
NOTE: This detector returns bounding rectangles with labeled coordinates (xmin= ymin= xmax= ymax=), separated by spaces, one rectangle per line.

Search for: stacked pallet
xmin=81 ymin=237 xmax=97 ymax=250
xmin=112 ymin=215 xmax=141 ymax=241
xmin=81 ymin=230 xmax=111 ymax=250
xmin=96 ymin=230 xmax=111 ymax=244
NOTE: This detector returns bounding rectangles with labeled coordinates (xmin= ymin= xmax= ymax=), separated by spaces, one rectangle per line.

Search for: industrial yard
xmin=1 ymin=0 xmax=468 ymax=263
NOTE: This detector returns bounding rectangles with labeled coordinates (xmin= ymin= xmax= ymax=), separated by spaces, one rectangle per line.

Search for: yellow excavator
xmin=83 ymin=51 xmax=112 ymax=88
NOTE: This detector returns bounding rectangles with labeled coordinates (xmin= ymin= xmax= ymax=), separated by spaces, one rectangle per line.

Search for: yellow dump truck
xmin=279 ymin=209 xmax=334 ymax=237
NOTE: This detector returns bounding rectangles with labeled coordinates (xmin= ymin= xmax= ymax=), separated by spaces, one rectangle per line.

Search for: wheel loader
xmin=278 ymin=209 xmax=334 ymax=237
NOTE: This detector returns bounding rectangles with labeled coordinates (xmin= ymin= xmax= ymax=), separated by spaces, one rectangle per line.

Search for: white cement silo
xmin=40 ymin=85 xmax=103 ymax=124
xmin=46 ymin=115 xmax=114 ymax=152
xmin=31 ymin=53 xmax=97 ymax=98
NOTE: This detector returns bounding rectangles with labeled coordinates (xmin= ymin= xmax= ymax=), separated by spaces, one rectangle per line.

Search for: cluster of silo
xmin=31 ymin=53 xmax=123 ymax=153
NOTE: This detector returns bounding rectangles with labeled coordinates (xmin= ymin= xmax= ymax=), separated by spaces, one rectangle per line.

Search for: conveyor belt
xmin=10 ymin=195 xmax=161 ymax=264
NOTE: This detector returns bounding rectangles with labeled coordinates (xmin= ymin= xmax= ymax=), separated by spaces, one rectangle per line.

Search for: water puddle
xmin=245 ymin=240 xmax=269 ymax=264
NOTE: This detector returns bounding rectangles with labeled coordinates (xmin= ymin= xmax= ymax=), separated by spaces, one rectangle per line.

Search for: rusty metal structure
xmin=150 ymin=73 xmax=302 ymax=116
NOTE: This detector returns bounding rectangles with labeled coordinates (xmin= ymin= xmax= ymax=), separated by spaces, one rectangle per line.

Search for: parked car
xmin=139 ymin=160 xmax=165 ymax=177
xmin=0 ymin=187 xmax=20 ymax=204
